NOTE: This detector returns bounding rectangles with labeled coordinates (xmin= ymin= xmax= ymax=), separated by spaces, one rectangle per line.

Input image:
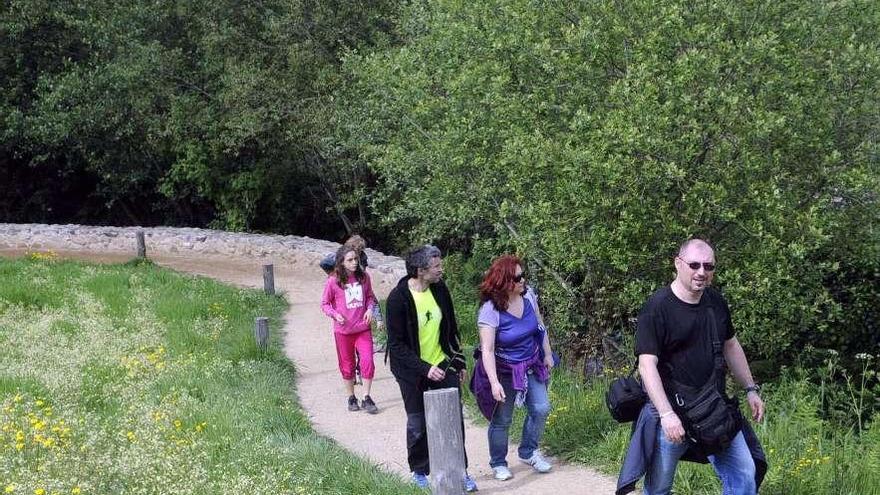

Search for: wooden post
xmin=254 ymin=317 xmax=269 ymax=351
xmin=424 ymin=388 xmax=466 ymax=495
xmin=136 ymin=231 xmax=146 ymax=259
xmin=262 ymin=264 xmax=275 ymax=295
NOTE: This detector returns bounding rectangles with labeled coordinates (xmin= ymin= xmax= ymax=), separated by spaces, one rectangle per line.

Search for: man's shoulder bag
xmin=665 ymin=308 xmax=741 ymax=454
xmin=606 ymin=361 xmax=647 ymax=423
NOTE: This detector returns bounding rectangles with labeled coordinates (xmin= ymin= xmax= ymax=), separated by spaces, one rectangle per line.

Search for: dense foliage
xmin=341 ymin=0 xmax=880 ymax=363
xmin=3 ymin=1 xmax=878 ymax=364
xmin=1 ymin=0 xmax=397 ymax=237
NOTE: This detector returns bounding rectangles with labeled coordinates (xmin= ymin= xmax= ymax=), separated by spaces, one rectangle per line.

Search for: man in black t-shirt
xmin=635 ymin=238 xmax=765 ymax=495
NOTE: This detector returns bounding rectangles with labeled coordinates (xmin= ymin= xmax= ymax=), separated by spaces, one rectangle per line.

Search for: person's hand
xmin=427 ymin=365 xmax=446 ymax=382
xmin=458 ymin=368 xmax=468 ymax=383
xmin=543 ymin=353 xmax=554 ymax=371
xmin=363 ymin=311 xmax=373 ymax=324
xmin=748 ymin=391 xmax=765 ymax=422
xmin=490 ymin=380 xmax=506 ymax=402
xmin=660 ymin=412 xmax=686 ymax=444
xmin=334 ymin=314 xmax=345 ymax=324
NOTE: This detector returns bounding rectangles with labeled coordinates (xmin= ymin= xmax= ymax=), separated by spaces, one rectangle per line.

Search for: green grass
xmin=0 ymin=256 xmax=421 ymax=495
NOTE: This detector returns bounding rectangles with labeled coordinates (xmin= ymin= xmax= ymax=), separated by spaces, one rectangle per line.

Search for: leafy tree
xmin=1 ymin=0 xmax=399 ymax=238
xmin=341 ymin=0 xmax=880 ymax=362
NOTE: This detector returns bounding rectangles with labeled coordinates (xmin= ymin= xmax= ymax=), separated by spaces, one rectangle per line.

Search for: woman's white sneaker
xmin=519 ymin=452 xmax=552 ymax=473
xmin=492 ymin=465 xmax=513 ymax=481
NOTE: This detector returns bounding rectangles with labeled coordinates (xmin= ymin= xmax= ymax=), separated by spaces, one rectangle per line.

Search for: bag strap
xmin=706 ymin=307 xmax=727 ymax=392
xmin=629 ymin=358 xmax=639 ymax=377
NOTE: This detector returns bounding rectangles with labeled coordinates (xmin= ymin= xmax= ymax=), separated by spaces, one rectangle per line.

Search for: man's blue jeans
xmin=488 ymin=370 xmax=551 ymax=467
xmin=644 ymin=426 xmax=756 ymax=495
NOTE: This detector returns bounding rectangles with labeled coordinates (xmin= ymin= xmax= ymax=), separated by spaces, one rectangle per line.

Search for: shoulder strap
xmin=706 ymin=307 xmax=727 ymax=391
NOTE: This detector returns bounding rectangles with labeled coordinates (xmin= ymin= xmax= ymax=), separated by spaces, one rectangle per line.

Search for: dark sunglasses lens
xmin=687 ymin=261 xmax=716 ymax=271
xmin=514 ymin=273 xmax=525 ymax=282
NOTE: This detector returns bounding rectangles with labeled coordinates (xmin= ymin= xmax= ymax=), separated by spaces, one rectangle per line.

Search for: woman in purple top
xmin=475 ymin=255 xmax=555 ymax=481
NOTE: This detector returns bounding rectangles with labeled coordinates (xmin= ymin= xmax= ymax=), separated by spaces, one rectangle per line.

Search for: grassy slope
xmin=0 ymin=256 xmax=419 ymax=495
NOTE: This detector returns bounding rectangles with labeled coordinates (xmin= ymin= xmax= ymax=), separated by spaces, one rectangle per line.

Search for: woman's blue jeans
xmin=644 ymin=426 xmax=756 ymax=495
xmin=488 ymin=370 xmax=551 ymax=467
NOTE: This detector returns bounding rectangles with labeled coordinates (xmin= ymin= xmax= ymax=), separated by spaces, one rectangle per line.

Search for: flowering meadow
xmin=0 ymin=256 xmax=418 ymax=495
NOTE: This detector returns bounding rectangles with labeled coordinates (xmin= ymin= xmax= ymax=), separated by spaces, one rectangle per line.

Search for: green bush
xmin=341 ymin=0 xmax=880 ymax=363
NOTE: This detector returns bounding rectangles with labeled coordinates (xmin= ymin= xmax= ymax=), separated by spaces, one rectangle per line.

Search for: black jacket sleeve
xmin=386 ymin=288 xmax=432 ymax=379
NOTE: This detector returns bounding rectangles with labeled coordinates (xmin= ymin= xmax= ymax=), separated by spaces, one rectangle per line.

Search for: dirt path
xmin=0 ymin=247 xmax=619 ymax=494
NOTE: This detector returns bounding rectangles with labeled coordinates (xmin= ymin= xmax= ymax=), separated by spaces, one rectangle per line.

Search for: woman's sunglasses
xmin=513 ymin=273 xmax=526 ymax=283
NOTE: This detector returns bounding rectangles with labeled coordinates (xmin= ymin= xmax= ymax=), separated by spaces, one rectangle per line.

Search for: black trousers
xmin=397 ymin=372 xmax=469 ymax=475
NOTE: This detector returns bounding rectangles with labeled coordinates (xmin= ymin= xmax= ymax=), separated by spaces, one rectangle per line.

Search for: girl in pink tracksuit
xmin=321 ymin=245 xmax=380 ymax=413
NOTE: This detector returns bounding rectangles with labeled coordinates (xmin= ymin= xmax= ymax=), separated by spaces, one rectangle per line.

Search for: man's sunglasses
xmin=679 ymin=258 xmax=716 ymax=272
xmin=513 ymin=273 xmax=526 ymax=283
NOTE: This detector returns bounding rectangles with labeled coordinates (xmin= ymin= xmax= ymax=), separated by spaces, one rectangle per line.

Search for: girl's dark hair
xmin=334 ymin=245 xmax=365 ymax=288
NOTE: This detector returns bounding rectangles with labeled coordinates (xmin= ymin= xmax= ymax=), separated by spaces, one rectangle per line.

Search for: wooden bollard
xmin=262 ymin=264 xmax=275 ymax=295
xmin=424 ymin=388 xmax=466 ymax=495
xmin=136 ymin=231 xmax=146 ymax=258
xmin=254 ymin=317 xmax=269 ymax=351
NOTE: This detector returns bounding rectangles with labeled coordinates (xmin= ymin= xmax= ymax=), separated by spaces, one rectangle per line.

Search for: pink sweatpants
xmin=334 ymin=330 xmax=375 ymax=380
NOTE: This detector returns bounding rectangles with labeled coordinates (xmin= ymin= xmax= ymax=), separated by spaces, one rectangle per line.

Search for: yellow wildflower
xmin=35 ymin=489 xmax=45 ymax=495
xmin=126 ymin=431 xmax=136 ymax=442
xmin=4 ymin=485 xmax=14 ymax=493
xmin=71 ymin=489 xmax=81 ymax=495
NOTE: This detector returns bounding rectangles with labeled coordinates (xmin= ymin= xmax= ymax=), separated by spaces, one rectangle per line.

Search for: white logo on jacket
xmin=344 ymin=282 xmax=364 ymax=309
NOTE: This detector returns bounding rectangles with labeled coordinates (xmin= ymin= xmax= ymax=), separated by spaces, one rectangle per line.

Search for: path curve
xmin=0 ymin=226 xmax=619 ymax=494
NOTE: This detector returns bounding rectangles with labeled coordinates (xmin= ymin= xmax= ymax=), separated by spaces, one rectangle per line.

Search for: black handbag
xmin=606 ymin=362 xmax=647 ymax=423
xmin=665 ymin=308 xmax=741 ymax=454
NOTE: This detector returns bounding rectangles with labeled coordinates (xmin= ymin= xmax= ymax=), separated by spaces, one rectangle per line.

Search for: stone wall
xmin=0 ymin=223 xmax=406 ymax=279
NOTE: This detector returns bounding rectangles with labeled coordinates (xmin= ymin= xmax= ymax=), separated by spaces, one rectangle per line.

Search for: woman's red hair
xmin=479 ymin=255 xmax=522 ymax=311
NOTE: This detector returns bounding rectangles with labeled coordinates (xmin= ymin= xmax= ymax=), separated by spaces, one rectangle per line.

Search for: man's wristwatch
xmin=744 ymin=384 xmax=761 ymax=394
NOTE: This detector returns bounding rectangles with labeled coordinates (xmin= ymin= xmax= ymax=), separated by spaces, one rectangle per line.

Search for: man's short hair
xmin=405 ymin=244 xmax=441 ymax=278
xmin=678 ymin=238 xmax=714 ymax=257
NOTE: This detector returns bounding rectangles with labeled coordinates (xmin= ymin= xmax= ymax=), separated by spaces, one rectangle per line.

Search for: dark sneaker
xmin=361 ymin=395 xmax=379 ymax=414
xmin=347 ymin=395 xmax=360 ymax=412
